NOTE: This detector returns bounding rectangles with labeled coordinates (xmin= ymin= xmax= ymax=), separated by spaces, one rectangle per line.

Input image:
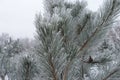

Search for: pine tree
xmin=0 ymin=34 xmax=29 ymax=80
xmin=35 ymin=0 xmax=120 ymax=80
xmin=17 ymin=56 xmax=38 ymax=80
xmin=0 ymin=34 xmax=20 ymax=80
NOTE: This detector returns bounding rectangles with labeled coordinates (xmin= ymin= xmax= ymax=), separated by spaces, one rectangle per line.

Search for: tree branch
xmin=102 ymin=68 xmax=119 ymax=80
xmin=78 ymin=0 xmax=116 ymax=53
xmin=63 ymin=61 xmax=71 ymax=80
xmin=48 ymin=54 xmax=58 ymax=80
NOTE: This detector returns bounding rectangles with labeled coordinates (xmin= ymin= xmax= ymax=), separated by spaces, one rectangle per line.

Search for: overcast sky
xmin=0 ymin=0 xmax=103 ymax=39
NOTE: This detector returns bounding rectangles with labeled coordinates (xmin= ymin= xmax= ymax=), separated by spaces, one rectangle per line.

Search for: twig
xmin=102 ymin=68 xmax=119 ymax=80
xmin=48 ymin=54 xmax=58 ymax=80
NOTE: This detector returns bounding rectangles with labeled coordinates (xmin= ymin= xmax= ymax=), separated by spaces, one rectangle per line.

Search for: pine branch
xmin=63 ymin=61 xmax=71 ymax=80
xmin=78 ymin=0 xmax=120 ymax=53
xmin=79 ymin=27 xmax=99 ymax=51
xmin=19 ymin=57 xmax=38 ymax=80
xmin=102 ymin=68 xmax=120 ymax=80
xmin=76 ymin=13 xmax=90 ymax=35
xmin=48 ymin=54 xmax=58 ymax=80
xmin=35 ymin=0 xmax=120 ymax=80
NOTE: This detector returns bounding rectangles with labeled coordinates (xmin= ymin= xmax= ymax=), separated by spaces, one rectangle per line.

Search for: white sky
xmin=0 ymin=0 xmax=103 ymax=39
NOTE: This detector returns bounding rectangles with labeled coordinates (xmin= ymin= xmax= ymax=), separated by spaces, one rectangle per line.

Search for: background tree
xmin=0 ymin=33 xmax=33 ymax=80
xmin=16 ymin=56 xmax=38 ymax=80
